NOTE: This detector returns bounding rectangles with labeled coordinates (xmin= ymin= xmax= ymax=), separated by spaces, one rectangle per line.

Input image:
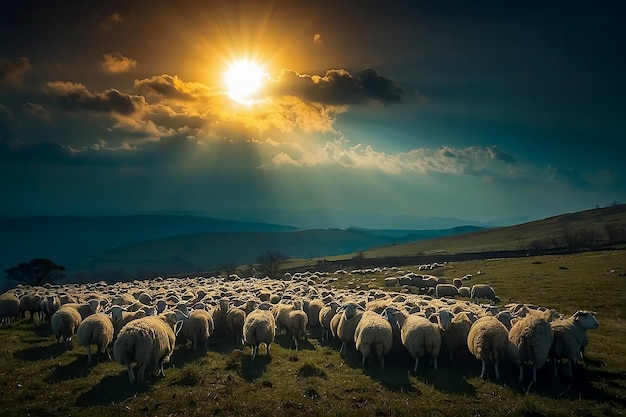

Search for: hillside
xmin=359 ymin=204 xmax=626 ymax=258
xmin=75 ymin=227 xmax=482 ymax=276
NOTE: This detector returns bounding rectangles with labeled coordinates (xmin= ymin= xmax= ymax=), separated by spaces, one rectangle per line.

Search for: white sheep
xmin=243 ymin=307 xmax=276 ymax=361
xmin=441 ymin=311 xmax=473 ymax=363
xmin=337 ymin=303 xmax=365 ymax=355
xmin=76 ymin=313 xmax=114 ymax=364
xmin=113 ymin=315 xmax=180 ymax=384
xmin=353 ymin=309 xmax=394 ymax=370
xmin=225 ymin=306 xmax=246 ymax=346
xmin=176 ymin=309 xmax=215 ymax=351
xmin=51 ymin=305 xmax=83 ymax=350
xmin=466 ymin=315 xmax=510 ymax=379
xmin=508 ymin=310 xmax=554 ymax=383
xmin=435 ymin=284 xmax=459 ymax=298
xmin=470 ymin=284 xmax=500 ymax=303
xmin=59 ymin=300 xmax=101 ymax=320
xmin=401 ymin=314 xmax=442 ymax=372
xmin=0 ymin=292 xmax=20 ymax=326
xmin=304 ymin=298 xmax=324 ymax=328
xmin=318 ymin=301 xmax=340 ymax=342
xmin=549 ymin=310 xmax=599 ymax=380
xmin=286 ymin=307 xmax=308 ymax=351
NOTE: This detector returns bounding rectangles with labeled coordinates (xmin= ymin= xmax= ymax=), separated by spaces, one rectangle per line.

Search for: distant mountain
xmin=0 ymin=215 xmax=295 ymax=273
xmin=75 ymin=226 xmax=486 ymax=276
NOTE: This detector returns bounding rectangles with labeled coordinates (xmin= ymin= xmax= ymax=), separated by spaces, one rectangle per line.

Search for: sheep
xmin=470 ymin=284 xmax=501 ymax=304
xmin=113 ymin=315 xmax=180 ymax=384
xmin=225 ymin=306 xmax=246 ymax=347
xmin=243 ymin=308 xmax=276 ymax=361
xmin=354 ymin=309 xmax=394 ymax=370
xmin=466 ymin=316 xmax=510 ymax=379
xmin=508 ymin=310 xmax=554 ymax=383
xmin=435 ymin=284 xmax=459 ymax=299
xmin=441 ymin=311 xmax=473 ymax=363
xmin=112 ymin=309 xmax=147 ymax=340
xmin=59 ymin=300 xmax=101 ymax=320
xmin=401 ymin=314 xmax=442 ymax=372
xmin=329 ymin=310 xmax=342 ymax=341
xmin=51 ymin=305 xmax=83 ymax=350
xmin=76 ymin=313 xmax=114 ymax=364
xmin=40 ymin=295 xmax=60 ymax=322
xmin=304 ymin=298 xmax=324 ymax=328
xmin=549 ymin=310 xmax=599 ymax=380
xmin=286 ymin=308 xmax=308 ymax=351
xmin=19 ymin=292 xmax=42 ymax=321
xmin=176 ymin=309 xmax=215 ymax=351
xmin=0 ymin=292 xmax=20 ymax=326
xmin=453 ymin=278 xmax=463 ymax=289
xmin=337 ymin=303 xmax=365 ymax=355
xmin=319 ymin=301 xmax=340 ymax=342
xmin=458 ymin=287 xmax=471 ymax=298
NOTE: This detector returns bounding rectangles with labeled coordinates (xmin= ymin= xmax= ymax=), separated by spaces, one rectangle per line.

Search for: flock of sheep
xmin=0 ymin=266 xmax=599 ymax=385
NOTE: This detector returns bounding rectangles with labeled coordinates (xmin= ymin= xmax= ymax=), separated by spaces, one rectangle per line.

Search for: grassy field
xmin=1 ymin=250 xmax=625 ymax=417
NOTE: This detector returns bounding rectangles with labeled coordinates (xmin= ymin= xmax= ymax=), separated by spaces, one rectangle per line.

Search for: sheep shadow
xmin=169 ymin=344 xmax=209 ymax=368
xmin=239 ymin=353 xmax=272 ymax=381
xmin=75 ymin=373 xmax=150 ymax=407
xmin=45 ymin=356 xmax=88 ymax=383
xmin=273 ymin=333 xmax=316 ymax=351
xmin=363 ymin=365 xmax=419 ymax=394
xmin=14 ymin=341 xmax=67 ymax=361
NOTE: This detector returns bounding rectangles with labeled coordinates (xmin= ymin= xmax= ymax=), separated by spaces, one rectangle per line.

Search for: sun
xmin=224 ymin=59 xmax=266 ymax=105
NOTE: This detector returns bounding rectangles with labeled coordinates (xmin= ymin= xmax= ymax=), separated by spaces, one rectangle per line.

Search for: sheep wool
xmin=113 ymin=316 xmax=177 ymax=384
xmin=401 ymin=314 xmax=442 ymax=372
xmin=549 ymin=310 xmax=599 ymax=380
xmin=508 ymin=310 xmax=554 ymax=383
xmin=76 ymin=313 xmax=114 ymax=364
xmin=466 ymin=315 xmax=509 ymax=379
xmin=51 ymin=305 xmax=83 ymax=350
xmin=243 ymin=308 xmax=276 ymax=361
xmin=354 ymin=310 xmax=393 ymax=370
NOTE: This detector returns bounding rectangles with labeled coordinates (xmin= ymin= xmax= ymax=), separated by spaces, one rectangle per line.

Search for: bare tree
xmin=256 ymin=251 xmax=289 ymax=278
xmin=548 ymin=234 xmax=561 ymax=249
xmin=604 ymin=224 xmax=621 ymax=245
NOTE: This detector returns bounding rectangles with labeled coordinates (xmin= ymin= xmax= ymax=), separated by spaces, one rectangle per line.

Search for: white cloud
xmin=102 ymin=53 xmax=138 ymax=74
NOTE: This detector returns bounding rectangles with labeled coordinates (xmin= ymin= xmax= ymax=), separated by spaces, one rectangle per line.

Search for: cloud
xmin=270 ymin=67 xmax=406 ymax=105
xmin=269 ymin=140 xmax=522 ymax=179
xmin=102 ymin=53 xmax=138 ymax=74
xmin=44 ymin=81 xmax=145 ymax=115
xmin=0 ymin=57 xmax=31 ymax=87
xmin=24 ymin=103 xmax=51 ymax=122
xmin=100 ymin=12 xmax=123 ymax=31
xmin=133 ymin=74 xmax=212 ymax=101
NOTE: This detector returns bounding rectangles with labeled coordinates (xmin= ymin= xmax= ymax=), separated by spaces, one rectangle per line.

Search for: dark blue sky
xmin=1 ymin=0 xmax=624 ymax=228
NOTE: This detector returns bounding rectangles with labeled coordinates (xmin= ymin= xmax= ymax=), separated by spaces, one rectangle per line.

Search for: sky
xmin=1 ymin=0 xmax=625 ymax=229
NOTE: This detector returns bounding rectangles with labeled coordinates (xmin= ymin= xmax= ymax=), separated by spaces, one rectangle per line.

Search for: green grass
xmin=1 ymin=250 xmax=626 ymax=417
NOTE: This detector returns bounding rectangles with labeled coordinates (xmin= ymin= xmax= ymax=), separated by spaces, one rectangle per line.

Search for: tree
xmin=4 ymin=258 xmax=66 ymax=286
xmin=256 ymin=251 xmax=288 ymax=278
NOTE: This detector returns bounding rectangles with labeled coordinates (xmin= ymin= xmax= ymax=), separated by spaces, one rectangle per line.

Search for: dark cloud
xmin=273 ymin=67 xmax=406 ymax=105
xmin=133 ymin=75 xmax=207 ymax=101
xmin=0 ymin=57 xmax=31 ymax=86
xmin=44 ymin=81 xmax=144 ymax=115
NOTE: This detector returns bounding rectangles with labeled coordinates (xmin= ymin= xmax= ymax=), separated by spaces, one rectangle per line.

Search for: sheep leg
xmin=380 ymin=356 xmax=385 ymax=372
xmin=86 ymin=344 xmax=93 ymax=364
xmin=413 ymin=357 xmax=419 ymax=373
xmin=433 ymin=356 xmax=438 ymax=371
xmin=553 ymin=359 xmax=559 ymax=378
xmin=480 ymin=360 xmax=487 ymax=378
xmin=518 ymin=365 xmax=524 ymax=382
xmin=127 ymin=365 xmax=136 ymax=384
xmin=494 ymin=362 xmax=500 ymax=380
xmin=137 ymin=363 xmax=147 ymax=383
xmin=340 ymin=341 xmax=346 ymax=355
xmin=361 ymin=354 xmax=366 ymax=368
xmin=266 ymin=342 xmax=271 ymax=356
xmin=293 ymin=334 xmax=299 ymax=351
xmin=532 ymin=366 xmax=537 ymax=383
xmin=564 ymin=361 xmax=573 ymax=380
xmin=251 ymin=345 xmax=257 ymax=361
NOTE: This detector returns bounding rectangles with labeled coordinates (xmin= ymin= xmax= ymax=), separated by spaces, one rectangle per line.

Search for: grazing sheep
xmin=441 ymin=312 xmax=473 ymax=363
xmin=176 ymin=309 xmax=215 ymax=351
xmin=319 ymin=301 xmax=340 ymax=342
xmin=225 ymin=307 xmax=246 ymax=347
xmin=470 ymin=285 xmax=501 ymax=303
xmin=19 ymin=292 xmax=42 ymax=321
xmin=401 ymin=314 xmax=442 ymax=372
xmin=39 ymin=295 xmax=61 ymax=322
xmin=453 ymin=278 xmax=463 ymax=289
xmin=113 ymin=316 xmax=179 ymax=384
xmin=329 ymin=310 xmax=342 ymax=341
xmin=0 ymin=292 xmax=20 ymax=326
xmin=458 ymin=287 xmax=471 ymax=298
xmin=51 ymin=306 xmax=83 ymax=350
xmin=549 ymin=310 xmax=599 ymax=380
xmin=287 ymin=308 xmax=308 ymax=351
xmin=337 ymin=303 xmax=365 ymax=355
xmin=243 ymin=308 xmax=276 ymax=361
xmin=435 ymin=284 xmax=459 ymax=298
xmin=76 ymin=313 xmax=114 ymax=364
xmin=354 ymin=309 xmax=394 ymax=370
xmin=466 ymin=316 xmax=510 ymax=379
xmin=508 ymin=310 xmax=554 ymax=383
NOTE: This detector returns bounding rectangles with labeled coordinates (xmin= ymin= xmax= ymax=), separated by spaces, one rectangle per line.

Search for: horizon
xmin=1 ymin=1 xmax=625 ymax=227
